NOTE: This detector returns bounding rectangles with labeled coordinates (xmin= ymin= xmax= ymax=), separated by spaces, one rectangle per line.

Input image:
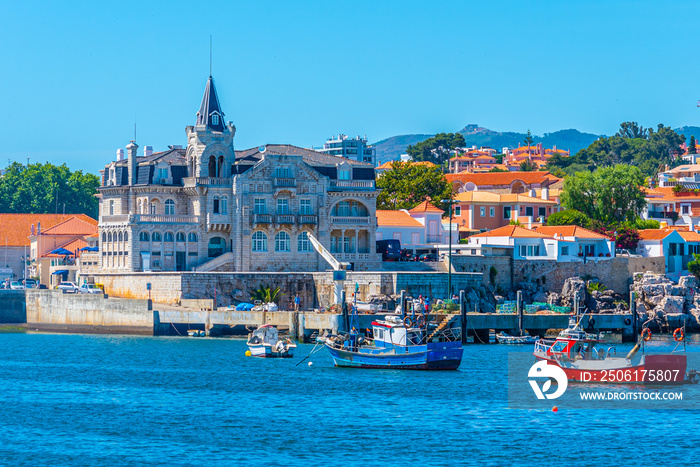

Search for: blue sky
xmin=2 ymin=0 xmax=700 ymax=174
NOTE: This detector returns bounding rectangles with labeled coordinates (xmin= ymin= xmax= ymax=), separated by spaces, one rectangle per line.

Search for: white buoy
xmin=308 ymin=361 xmax=313 ymax=367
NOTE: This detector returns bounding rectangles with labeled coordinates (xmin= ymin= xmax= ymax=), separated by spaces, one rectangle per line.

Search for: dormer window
xmin=339 ymin=169 xmax=351 ymax=180
xmin=212 ymin=114 xmax=219 ymax=125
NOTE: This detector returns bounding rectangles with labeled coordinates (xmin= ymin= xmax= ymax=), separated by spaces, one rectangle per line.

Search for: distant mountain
xmin=675 ymin=126 xmax=700 ymax=140
xmin=372 ymin=134 xmax=433 ymax=164
xmin=458 ymin=124 xmax=602 ymax=155
xmin=372 ymin=125 xmax=603 ymax=164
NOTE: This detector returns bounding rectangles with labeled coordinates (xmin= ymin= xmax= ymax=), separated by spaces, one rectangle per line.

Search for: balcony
xmin=275 ymin=214 xmax=296 ymax=224
xmin=299 ymin=215 xmax=318 ymax=225
xmin=648 ymin=211 xmax=679 ymax=220
xmin=252 ymin=214 xmax=272 ymax=224
xmin=273 ymin=178 xmax=296 ymax=188
xmin=183 ymin=177 xmax=232 ymax=187
xmin=102 ymin=214 xmax=199 ymax=224
xmin=329 ymin=180 xmax=375 ymax=190
xmin=331 ymin=216 xmax=371 ymax=225
xmin=101 ymin=215 xmax=130 ymax=224
xmin=207 ymin=213 xmax=231 ymax=232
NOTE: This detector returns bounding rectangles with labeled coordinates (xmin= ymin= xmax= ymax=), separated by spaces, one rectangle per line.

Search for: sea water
xmin=0 ymin=331 xmax=699 ymax=466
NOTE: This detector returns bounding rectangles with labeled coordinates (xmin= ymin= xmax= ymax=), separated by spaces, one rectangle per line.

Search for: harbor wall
xmin=452 ymin=255 xmax=664 ymax=295
xmin=0 ymin=290 xmax=27 ymax=323
xmin=92 ymin=271 xmax=484 ymax=308
xmin=25 ymin=290 xmax=152 ymax=334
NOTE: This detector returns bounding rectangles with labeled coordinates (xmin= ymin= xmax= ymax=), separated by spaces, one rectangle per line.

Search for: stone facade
xmin=96 ymin=76 xmax=381 ymax=274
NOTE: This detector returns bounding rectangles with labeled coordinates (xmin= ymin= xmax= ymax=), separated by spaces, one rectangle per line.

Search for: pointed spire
xmin=196 ymin=76 xmax=225 ymax=132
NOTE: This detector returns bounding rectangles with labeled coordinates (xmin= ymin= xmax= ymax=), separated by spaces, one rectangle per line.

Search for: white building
xmin=318 ymin=134 xmax=376 ymax=166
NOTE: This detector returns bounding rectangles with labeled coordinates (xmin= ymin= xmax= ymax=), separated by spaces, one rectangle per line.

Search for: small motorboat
xmin=251 ymin=301 xmax=279 ymax=312
xmin=496 ymin=332 xmax=539 ymax=344
xmin=533 ymin=314 xmax=692 ymax=384
xmin=247 ymin=324 xmax=296 ymax=358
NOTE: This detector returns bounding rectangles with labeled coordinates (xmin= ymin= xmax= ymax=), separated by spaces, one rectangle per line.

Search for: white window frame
xmin=252 ymin=232 xmax=267 ymax=252
xmin=300 ymin=199 xmax=312 ymax=215
xmin=480 ymin=207 xmax=486 ymax=217
xmin=164 ymin=199 xmax=175 ymax=216
xmin=411 ymin=233 xmax=420 ymax=245
xmin=298 ymin=232 xmax=311 ymax=252
xmin=254 ymin=198 xmax=266 ymax=215
xmin=489 ymin=207 xmax=495 ymax=217
xmin=277 ymin=198 xmax=289 ymax=215
xmin=275 ymin=231 xmax=291 ymax=252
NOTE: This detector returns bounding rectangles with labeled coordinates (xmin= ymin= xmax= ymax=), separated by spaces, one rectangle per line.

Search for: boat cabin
xmin=251 ymin=324 xmax=279 ymax=345
xmin=372 ymin=317 xmax=424 ymax=347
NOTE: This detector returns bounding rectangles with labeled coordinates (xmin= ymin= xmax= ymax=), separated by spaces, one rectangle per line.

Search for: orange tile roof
xmin=0 ymin=214 xmax=96 ymax=247
xmin=472 ymin=225 xmax=552 ymax=239
xmin=41 ymin=216 xmax=98 ymax=236
xmin=679 ymin=230 xmax=700 ymax=242
xmin=637 ymin=229 xmax=675 ymax=240
xmin=376 ymin=210 xmax=423 ymax=227
xmin=645 ymin=187 xmax=700 ymax=202
xmin=408 ymin=200 xmax=444 ymax=214
xmin=376 ymin=160 xmax=437 ymax=170
xmin=455 ymin=191 xmax=557 ymax=205
xmin=534 ymin=225 xmax=611 ymax=240
xmin=43 ymin=238 xmax=88 ymax=258
xmin=446 ymin=171 xmax=560 ymax=187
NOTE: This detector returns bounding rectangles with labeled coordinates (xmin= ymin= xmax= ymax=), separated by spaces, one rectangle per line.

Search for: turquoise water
xmin=1 ymin=332 xmax=700 ymax=466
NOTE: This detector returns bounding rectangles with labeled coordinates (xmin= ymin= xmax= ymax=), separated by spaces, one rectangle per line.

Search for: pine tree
xmin=523 ymin=129 xmax=534 ymax=147
xmin=689 ymin=135 xmax=697 ymax=154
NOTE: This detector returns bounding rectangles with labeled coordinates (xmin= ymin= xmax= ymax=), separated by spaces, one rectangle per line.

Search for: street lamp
xmin=441 ymin=198 xmax=458 ymax=299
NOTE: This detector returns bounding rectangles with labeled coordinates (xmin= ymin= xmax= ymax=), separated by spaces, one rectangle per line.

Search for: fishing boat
xmin=496 ymin=332 xmax=539 ymax=344
xmin=318 ymin=314 xmax=463 ymax=370
xmin=246 ymin=324 xmax=296 ymax=358
xmin=533 ymin=314 xmax=691 ymax=384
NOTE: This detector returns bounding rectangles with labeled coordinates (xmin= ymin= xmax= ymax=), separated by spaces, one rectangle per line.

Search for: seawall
xmin=0 ymin=290 xmax=27 ymax=323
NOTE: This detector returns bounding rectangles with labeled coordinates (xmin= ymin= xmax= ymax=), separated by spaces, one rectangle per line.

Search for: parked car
xmin=615 ymin=248 xmax=641 ymax=257
xmin=23 ymin=279 xmax=37 ymax=288
xmin=57 ymin=282 xmax=80 ymax=293
xmin=9 ymin=281 xmax=25 ymax=290
xmin=418 ymin=253 xmax=437 ymax=262
xmin=79 ymin=284 xmax=103 ymax=294
xmin=376 ymin=239 xmax=402 ymax=261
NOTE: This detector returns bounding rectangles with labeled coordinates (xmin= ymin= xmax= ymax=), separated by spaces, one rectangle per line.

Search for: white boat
xmin=496 ymin=332 xmax=539 ymax=344
xmin=246 ymin=325 xmax=296 ymax=358
xmin=251 ymin=301 xmax=279 ymax=312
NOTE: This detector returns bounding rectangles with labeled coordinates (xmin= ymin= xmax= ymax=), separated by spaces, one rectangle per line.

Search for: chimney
xmin=37 ymin=222 xmax=41 ymax=235
xmin=127 ymin=141 xmax=139 ymax=186
xmin=542 ymin=187 xmax=550 ymax=201
xmin=144 ymin=146 xmax=153 ymax=157
xmin=116 ymin=149 xmax=124 ymax=161
xmin=31 ymin=224 xmax=35 ymax=236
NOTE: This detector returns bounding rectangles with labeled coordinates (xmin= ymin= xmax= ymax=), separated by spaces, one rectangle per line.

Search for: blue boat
xmin=319 ymin=314 xmax=463 ymax=370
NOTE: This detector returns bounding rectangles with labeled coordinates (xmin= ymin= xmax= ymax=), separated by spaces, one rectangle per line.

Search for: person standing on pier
xmin=294 ymin=293 xmax=300 ymax=312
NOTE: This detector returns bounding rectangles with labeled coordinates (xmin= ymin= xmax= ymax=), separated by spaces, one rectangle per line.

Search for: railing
xmin=648 ymin=211 xmax=679 ymax=220
xmin=207 ymin=213 xmax=231 ymax=224
xmin=135 ymin=214 xmax=199 ymax=224
xmin=299 ymin=215 xmax=318 ymax=224
xmin=273 ymin=178 xmax=296 ymax=188
xmin=331 ymin=216 xmax=371 ymax=225
xmin=275 ymin=214 xmax=296 ymax=224
xmin=101 ymin=215 xmax=130 ymax=223
xmin=252 ymin=214 xmax=272 ymax=224
xmin=183 ymin=177 xmax=231 ymax=187
xmin=329 ymin=180 xmax=375 ymax=190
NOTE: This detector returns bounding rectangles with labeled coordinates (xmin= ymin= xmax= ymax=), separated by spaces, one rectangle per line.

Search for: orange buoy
xmin=552 ymin=406 xmax=558 ymax=412
xmin=673 ymin=328 xmax=685 ymax=342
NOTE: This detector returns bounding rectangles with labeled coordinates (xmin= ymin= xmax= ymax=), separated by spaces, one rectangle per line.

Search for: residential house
xmin=452 ymin=190 xmax=559 ymax=235
xmin=29 ymin=215 xmax=99 ymax=287
xmin=637 ymin=229 xmax=700 ymax=279
xmin=642 ymin=187 xmax=700 ymax=229
xmin=376 ymin=200 xmax=458 ymax=254
xmin=446 ymin=171 xmax=561 ymax=195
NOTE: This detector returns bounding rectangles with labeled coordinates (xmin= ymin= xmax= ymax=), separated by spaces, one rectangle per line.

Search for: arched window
xmin=118 ymin=232 xmax=123 ymax=242
xmin=152 ymin=232 xmax=162 ymax=242
xmin=298 ymin=232 xmax=311 ymax=252
xmin=176 ymin=232 xmax=185 ymax=242
xmin=188 ymin=233 xmax=198 ymax=242
xmin=140 ymin=231 xmax=149 ymax=242
xmin=108 ymin=232 xmax=112 ymax=242
xmin=213 ymin=195 xmax=220 ymax=214
xmin=252 ymin=231 xmax=267 ymax=252
xmin=208 ymin=155 xmax=216 ymax=177
xmin=102 ymin=233 xmax=106 ymax=242
xmin=150 ymin=202 xmax=156 ymax=215
xmin=275 ymin=231 xmax=290 ymax=252
xmin=218 ymin=155 xmax=224 ymax=177
xmin=164 ymin=232 xmax=174 ymax=242
xmin=138 ymin=200 xmax=142 ymax=213
xmin=165 ymin=199 xmax=175 ymax=215
xmin=221 ymin=196 xmax=228 ymax=214
xmin=124 ymin=232 xmax=128 ymax=242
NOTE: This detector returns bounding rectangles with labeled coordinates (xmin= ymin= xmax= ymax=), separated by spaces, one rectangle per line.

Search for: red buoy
xmin=552 ymin=406 xmax=558 ymax=412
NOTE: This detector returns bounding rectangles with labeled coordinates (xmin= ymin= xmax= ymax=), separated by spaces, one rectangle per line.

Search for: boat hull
xmin=248 ymin=344 xmax=294 ymax=358
xmin=535 ymin=354 xmax=687 ymax=384
xmin=325 ymin=341 xmax=463 ymax=370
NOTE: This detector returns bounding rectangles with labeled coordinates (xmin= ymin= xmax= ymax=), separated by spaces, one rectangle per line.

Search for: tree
xmin=251 ymin=285 xmax=281 ymax=304
xmin=689 ymin=135 xmax=697 ymax=154
xmin=406 ymin=133 xmax=466 ymax=166
xmin=560 ymin=165 xmax=647 ymax=225
xmin=489 ymin=166 xmax=508 ymax=173
xmin=545 ymin=209 xmax=591 ymax=228
xmin=616 ymin=121 xmax=649 ymax=139
xmin=615 ymin=227 xmax=640 ymax=250
xmin=0 ymin=162 xmax=100 ymax=218
xmin=688 ymin=254 xmax=700 ymax=281
xmin=523 ymin=129 xmax=534 ymax=147
xmin=376 ymin=161 xmax=453 ymax=211
xmin=519 ymin=159 xmax=537 ymax=172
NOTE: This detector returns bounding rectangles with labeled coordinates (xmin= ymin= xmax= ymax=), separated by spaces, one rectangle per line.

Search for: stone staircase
xmin=195 ymin=252 xmax=235 ymax=272
xmin=427 ymin=313 xmax=459 ymax=341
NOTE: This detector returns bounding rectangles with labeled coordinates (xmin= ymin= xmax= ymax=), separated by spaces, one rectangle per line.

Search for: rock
xmin=655 ymin=296 xmax=685 ymax=316
xmin=561 ymin=277 xmax=587 ymax=305
xmin=665 ymin=313 xmax=689 ymax=329
xmin=679 ymin=276 xmax=698 ymax=289
xmin=642 ymin=284 xmax=665 ymax=296
xmin=633 ymin=272 xmax=644 ymax=283
xmin=646 ymin=294 xmax=665 ymax=306
xmin=532 ymin=290 xmax=548 ymax=303
xmin=547 ymin=293 xmax=561 ymax=306
xmin=494 ymin=295 xmax=505 ymax=305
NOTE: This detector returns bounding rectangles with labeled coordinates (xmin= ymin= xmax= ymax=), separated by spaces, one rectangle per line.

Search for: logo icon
xmin=528 ymin=360 xmax=568 ymax=399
